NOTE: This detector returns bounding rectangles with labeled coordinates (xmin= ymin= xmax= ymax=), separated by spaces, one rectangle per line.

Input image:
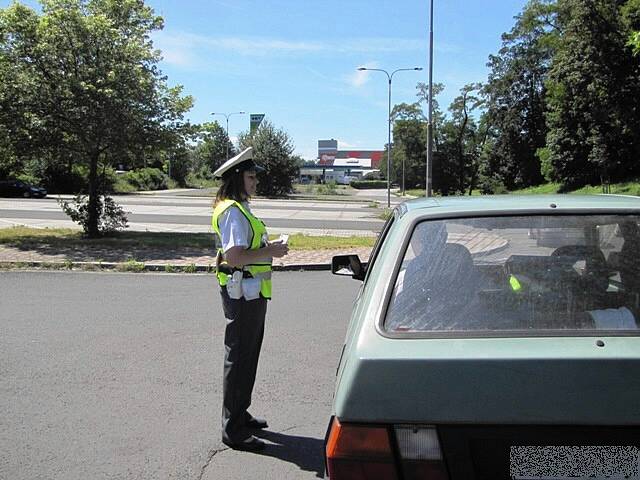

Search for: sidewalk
xmin=0 ymin=229 xmax=507 ymax=272
xmin=0 ymin=242 xmax=373 ymax=271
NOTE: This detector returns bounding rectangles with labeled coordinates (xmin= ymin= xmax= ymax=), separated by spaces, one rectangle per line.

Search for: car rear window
xmin=384 ymin=215 xmax=640 ymax=335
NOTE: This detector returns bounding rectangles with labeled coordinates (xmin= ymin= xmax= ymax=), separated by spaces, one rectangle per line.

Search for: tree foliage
xmin=189 ymin=121 xmax=234 ymax=178
xmin=482 ymin=0 xmax=558 ymax=190
xmin=238 ymin=120 xmax=299 ymax=197
xmin=545 ymin=0 xmax=640 ymax=188
xmin=0 ymin=0 xmax=193 ymax=236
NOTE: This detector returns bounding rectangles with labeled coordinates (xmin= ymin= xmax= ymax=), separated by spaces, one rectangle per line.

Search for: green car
xmin=325 ymin=195 xmax=640 ymax=480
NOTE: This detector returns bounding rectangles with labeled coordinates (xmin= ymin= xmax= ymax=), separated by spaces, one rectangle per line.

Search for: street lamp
xmin=210 ymin=111 xmax=246 ymax=161
xmin=426 ymin=0 xmax=434 ymax=197
xmin=358 ymin=67 xmax=422 ymax=207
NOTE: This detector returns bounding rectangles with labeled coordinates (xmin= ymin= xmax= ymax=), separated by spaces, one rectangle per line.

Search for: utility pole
xmin=426 ymin=0 xmax=434 ymax=197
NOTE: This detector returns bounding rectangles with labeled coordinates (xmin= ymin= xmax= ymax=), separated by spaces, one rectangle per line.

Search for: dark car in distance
xmin=0 ymin=180 xmax=47 ymax=198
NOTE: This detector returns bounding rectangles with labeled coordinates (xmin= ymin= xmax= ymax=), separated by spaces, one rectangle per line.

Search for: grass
xmin=406 ymin=180 xmax=640 ymax=197
xmin=510 ymin=183 xmax=563 ymax=195
xmin=511 ymin=180 xmax=640 ymax=196
xmin=0 ymin=226 xmax=376 ymax=250
xmin=0 ymin=226 xmax=214 ymax=249
xmin=273 ymin=233 xmax=375 ymax=249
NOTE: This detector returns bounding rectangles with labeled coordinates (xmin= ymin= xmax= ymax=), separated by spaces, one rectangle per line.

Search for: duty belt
xmin=217 ymin=264 xmax=272 ymax=280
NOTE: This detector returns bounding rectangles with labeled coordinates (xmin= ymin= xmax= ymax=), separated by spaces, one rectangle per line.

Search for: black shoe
xmin=245 ymin=415 xmax=268 ymax=430
xmin=222 ymin=435 xmax=266 ymax=452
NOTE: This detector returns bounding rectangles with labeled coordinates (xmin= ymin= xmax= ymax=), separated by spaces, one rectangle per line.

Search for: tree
xmin=387 ymin=83 xmax=448 ymax=192
xmin=483 ymin=0 xmax=558 ymax=190
xmin=545 ymin=0 xmax=640 ymax=188
xmin=238 ymin=120 xmax=299 ymax=197
xmin=190 ymin=121 xmax=234 ymax=178
xmin=622 ymin=0 xmax=640 ymax=53
xmin=443 ymin=83 xmax=484 ymax=194
xmin=0 ymin=0 xmax=193 ymax=236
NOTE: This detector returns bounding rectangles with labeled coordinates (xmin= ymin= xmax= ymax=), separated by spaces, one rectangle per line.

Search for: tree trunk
xmin=87 ymin=151 xmax=100 ymax=238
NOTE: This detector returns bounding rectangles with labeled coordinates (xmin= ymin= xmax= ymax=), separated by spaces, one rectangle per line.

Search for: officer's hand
xmin=268 ymin=241 xmax=289 ymax=258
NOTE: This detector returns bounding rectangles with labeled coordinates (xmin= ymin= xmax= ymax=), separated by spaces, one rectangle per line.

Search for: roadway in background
xmin=0 ymin=191 xmax=400 ymax=236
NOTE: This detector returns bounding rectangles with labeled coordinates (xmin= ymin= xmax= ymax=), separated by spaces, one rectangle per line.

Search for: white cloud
xmin=154 ymin=31 xmax=434 ymax=62
xmin=347 ymin=62 xmax=379 ymax=88
xmin=160 ymin=47 xmax=198 ymax=67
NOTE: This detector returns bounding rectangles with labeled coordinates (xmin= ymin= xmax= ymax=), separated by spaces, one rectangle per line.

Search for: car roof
xmin=400 ymin=194 xmax=640 ymax=218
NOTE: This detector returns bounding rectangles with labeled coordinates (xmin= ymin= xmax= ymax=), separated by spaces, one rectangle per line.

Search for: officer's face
xmin=243 ymin=170 xmax=258 ymax=198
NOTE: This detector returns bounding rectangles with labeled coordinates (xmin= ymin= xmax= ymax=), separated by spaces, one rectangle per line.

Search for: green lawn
xmin=405 ymin=180 xmax=640 ymax=197
xmin=0 ymin=226 xmax=375 ymax=250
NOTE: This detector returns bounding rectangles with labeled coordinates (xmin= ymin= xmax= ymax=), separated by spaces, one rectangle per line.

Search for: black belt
xmin=218 ymin=265 xmax=253 ymax=278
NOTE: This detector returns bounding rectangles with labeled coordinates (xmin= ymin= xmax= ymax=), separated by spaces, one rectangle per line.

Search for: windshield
xmin=385 ymin=215 xmax=640 ymax=335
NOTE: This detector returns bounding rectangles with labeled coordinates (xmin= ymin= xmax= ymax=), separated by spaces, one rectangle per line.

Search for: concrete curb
xmin=0 ymin=260 xmax=332 ymax=273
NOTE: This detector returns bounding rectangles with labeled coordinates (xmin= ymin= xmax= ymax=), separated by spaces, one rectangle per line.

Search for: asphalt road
xmin=0 ymin=271 xmax=361 ymax=480
xmin=0 ymin=195 xmax=386 ymax=235
xmin=0 ymin=207 xmax=383 ymax=232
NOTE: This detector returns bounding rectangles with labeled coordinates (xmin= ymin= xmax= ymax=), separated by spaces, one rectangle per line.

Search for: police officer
xmin=211 ymin=147 xmax=288 ymax=451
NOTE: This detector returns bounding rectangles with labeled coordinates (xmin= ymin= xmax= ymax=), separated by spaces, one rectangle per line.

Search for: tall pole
xmin=426 ymin=0 xmax=434 ymax=197
xmin=387 ymin=76 xmax=392 ymax=208
xmin=357 ymin=67 xmax=422 ymax=208
xmin=211 ymin=111 xmax=245 ymax=161
xmin=225 ymin=117 xmax=230 ymax=161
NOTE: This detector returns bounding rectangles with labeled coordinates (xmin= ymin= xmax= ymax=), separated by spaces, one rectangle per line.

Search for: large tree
xmin=0 ymin=0 xmax=193 ymax=236
xmin=190 ymin=121 xmax=234 ymax=178
xmin=545 ymin=0 xmax=640 ymax=188
xmin=387 ymin=83 xmax=448 ymax=193
xmin=238 ymin=120 xmax=299 ymax=197
xmin=623 ymin=0 xmax=640 ymax=53
xmin=483 ymin=0 xmax=558 ymax=190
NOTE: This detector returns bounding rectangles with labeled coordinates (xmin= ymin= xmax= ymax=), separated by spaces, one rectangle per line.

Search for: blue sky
xmin=4 ymin=0 xmax=528 ymax=159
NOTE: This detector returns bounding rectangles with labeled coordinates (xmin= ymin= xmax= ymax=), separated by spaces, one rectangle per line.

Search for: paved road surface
xmin=0 ymin=271 xmax=360 ymax=480
xmin=0 ymin=194 xmax=389 ymax=236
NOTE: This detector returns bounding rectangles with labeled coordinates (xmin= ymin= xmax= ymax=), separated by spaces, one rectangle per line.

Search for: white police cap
xmin=213 ymin=147 xmax=265 ymax=178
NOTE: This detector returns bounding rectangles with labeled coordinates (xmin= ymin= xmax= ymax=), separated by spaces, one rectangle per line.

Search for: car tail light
xmin=325 ymin=418 xmax=398 ymax=479
xmin=325 ymin=419 xmax=450 ymax=480
xmin=395 ymin=425 xmax=448 ymax=480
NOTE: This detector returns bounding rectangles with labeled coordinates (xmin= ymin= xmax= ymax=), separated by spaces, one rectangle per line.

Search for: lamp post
xmin=426 ymin=0 xmax=434 ymax=197
xmin=211 ymin=111 xmax=246 ymax=161
xmin=357 ymin=67 xmax=422 ymax=207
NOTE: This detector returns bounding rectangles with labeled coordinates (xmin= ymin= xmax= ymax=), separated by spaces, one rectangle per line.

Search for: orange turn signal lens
xmin=325 ymin=418 xmax=398 ymax=479
xmin=327 ymin=418 xmax=394 ymax=459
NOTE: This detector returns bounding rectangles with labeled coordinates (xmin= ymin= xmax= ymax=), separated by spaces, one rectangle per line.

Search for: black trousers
xmin=220 ymin=286 xmax=267 ymax=443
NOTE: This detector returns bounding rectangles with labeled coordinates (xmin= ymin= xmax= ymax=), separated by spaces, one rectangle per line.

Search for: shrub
xmin=122 ymin=168 xmax=169 ymax=191
xmin=58 ymin=194 xmax=129 ymax=235
xmin=350 ymin=180 xmax=388 ymax=189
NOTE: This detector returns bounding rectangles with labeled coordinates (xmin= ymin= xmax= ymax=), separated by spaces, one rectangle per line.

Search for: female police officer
xmin=212 ymin=147 xmax=288 ymax=451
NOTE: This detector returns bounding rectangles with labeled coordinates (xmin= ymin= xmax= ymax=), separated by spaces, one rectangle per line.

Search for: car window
xmin=384 ymin=214 xmax=640 ymax=335
xmin=362 ymin=210 xmax=395 ymax=284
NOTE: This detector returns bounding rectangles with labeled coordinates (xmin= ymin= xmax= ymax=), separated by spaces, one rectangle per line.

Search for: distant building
xmin=299 ymin=139 xmax=384 ymax=183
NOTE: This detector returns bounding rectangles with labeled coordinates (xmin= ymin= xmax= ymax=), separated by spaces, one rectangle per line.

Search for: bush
xmin=350 ymin=180 xmax=388 ymax=189
xmin=42 ymin=164 xmax=89 ymax=193
xmin=58 ymin=194 xmax=129 ymax=235
xmin=122 ymin=168 xmax=169 ymax=191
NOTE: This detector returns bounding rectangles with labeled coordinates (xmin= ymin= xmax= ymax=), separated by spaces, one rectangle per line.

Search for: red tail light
xmin=325 ymin=418 xmax=398 ymax=480
xmin=325 ymin=418 xmax=450 ymax=480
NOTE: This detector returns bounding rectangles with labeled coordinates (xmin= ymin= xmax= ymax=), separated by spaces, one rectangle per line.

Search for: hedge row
xmin=121 ymin=168 xmax=169 ymax=191
xmin=349 ymin=180 xmax=387 ymax=189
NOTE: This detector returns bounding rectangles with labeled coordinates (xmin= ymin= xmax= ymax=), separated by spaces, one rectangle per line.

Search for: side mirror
xmin=332 ymin=254 xmax=365 ymax=281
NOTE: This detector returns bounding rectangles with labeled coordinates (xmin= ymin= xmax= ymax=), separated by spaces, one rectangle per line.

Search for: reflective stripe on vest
xmin=212 ymin=199 xmax=272 ymax=299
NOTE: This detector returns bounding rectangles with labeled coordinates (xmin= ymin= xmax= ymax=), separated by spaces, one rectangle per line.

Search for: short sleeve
xmin=218 ymin=206 xmax=251 ymax=252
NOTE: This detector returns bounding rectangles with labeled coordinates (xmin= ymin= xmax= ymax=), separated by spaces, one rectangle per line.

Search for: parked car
xmin=336 ymin=175 xmax=357 ymax=185
xmin=325 ymin=195 xmax=640 ymax=480
xmin=0 ymin=180 xmax=47 ymax=198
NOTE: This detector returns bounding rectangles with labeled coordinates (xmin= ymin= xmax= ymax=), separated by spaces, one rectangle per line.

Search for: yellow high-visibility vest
xmin=212 ymin=199 xmax=272 ymax=299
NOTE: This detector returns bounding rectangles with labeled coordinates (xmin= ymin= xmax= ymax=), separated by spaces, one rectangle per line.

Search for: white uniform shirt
xmin=218 ymin=202 xmax=252 ymax=252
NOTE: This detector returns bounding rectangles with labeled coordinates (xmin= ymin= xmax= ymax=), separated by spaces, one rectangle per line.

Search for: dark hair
xmin=214 ymin=170 xmax=247 ymax=206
